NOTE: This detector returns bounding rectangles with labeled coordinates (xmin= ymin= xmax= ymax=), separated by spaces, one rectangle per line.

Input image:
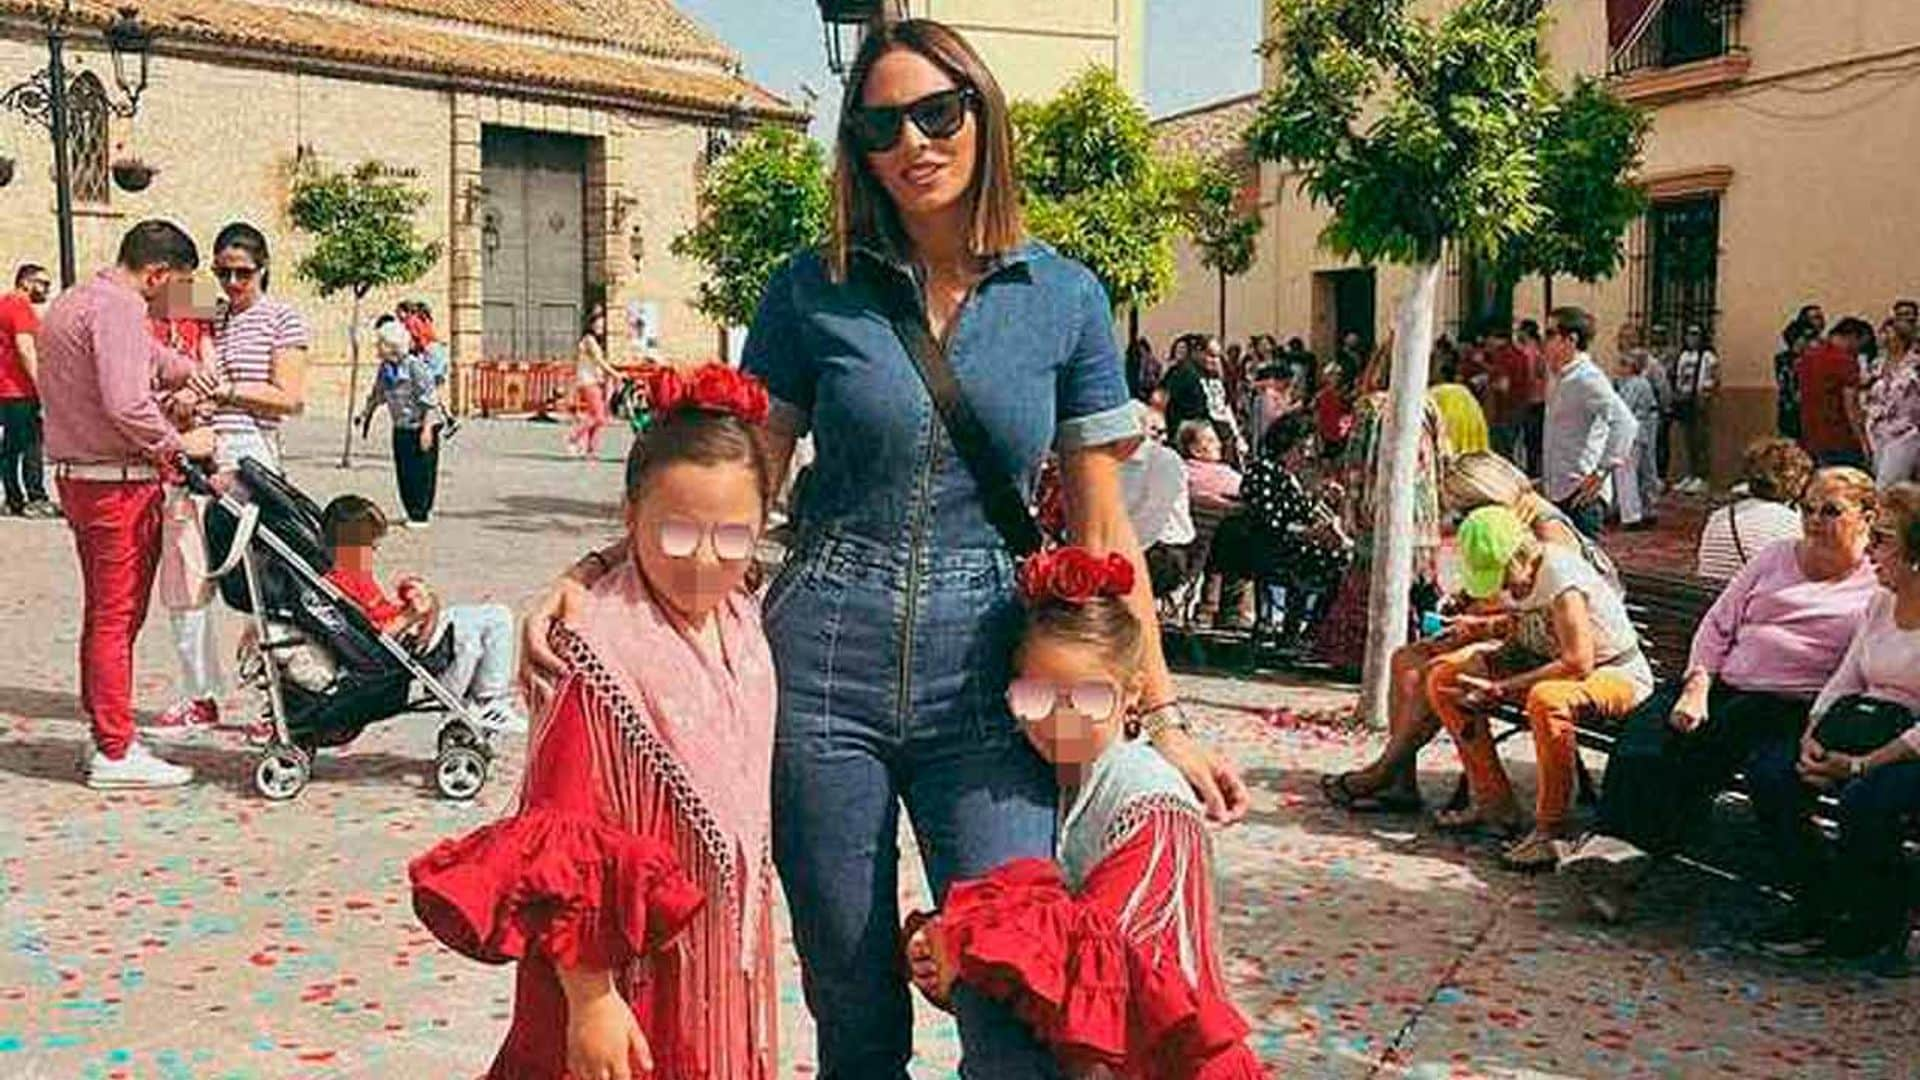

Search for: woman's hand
xmin=1798 ymin=745 xmax=1851 ymax=790
xmin=1153 ymin=728 xmax=1250 ymax=824
xmin=420 ymin=424 xmax=436 ymax=453
xmin=1669 ymin=678 xmax=1711 ymax=733
xmin=564 ymin=986 xmax=652 ymax=1080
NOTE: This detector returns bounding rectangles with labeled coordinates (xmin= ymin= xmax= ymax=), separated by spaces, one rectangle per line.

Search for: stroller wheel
xmin=254 ymin=746 xmax=311 ymax=801
xmin=435 ymin=746 xmax=488 ymax=801
xmin=436 ymin=722 xmax=480 ymax=757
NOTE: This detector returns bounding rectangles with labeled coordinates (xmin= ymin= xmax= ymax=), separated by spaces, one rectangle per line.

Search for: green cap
xmin=1457 ymin=505 xmax=1528 ymax=600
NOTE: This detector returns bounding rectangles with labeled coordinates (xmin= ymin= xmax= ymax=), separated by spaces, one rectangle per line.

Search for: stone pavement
xmin=0 ymin=416 xmax=1914 ymax=1079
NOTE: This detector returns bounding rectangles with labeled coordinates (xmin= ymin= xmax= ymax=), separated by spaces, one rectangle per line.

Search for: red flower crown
xmin=1017 ymin=546 xmax=1135 ymax=607
xmin=644 ymin=363 xmax=771 ymax=426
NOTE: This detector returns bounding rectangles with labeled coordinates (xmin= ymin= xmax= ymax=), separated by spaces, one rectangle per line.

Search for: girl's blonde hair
xmin=827 ymin=17 xmax=1024 ymax=282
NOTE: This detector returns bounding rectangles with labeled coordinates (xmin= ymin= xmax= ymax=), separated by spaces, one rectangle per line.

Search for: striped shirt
xmin=213 ymin=297 xmax=308 ymax=437
xmin=1696 ymin=498 xmax=1803 ymax=582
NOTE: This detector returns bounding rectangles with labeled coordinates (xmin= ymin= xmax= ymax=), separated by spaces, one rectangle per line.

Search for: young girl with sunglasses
xmin=411 ymin=365 xmax=780 ymax=1080
xmin=905 ymin=547 xmax=1261 ymax=1079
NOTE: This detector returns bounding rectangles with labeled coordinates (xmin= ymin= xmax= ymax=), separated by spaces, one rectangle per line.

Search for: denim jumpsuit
xmin=744 ymin=243 xmax=1138 ymax=1079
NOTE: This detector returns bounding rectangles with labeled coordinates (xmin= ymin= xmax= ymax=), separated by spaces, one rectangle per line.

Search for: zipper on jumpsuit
xmin=893 ymin=265 xmax=1001 ymax=741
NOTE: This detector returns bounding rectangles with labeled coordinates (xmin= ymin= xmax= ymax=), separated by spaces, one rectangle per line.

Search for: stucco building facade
xmin=1150 ymin=0 xmax=1920 ymax=481
xmin=0 ymin=0 xmax=801 ymax=415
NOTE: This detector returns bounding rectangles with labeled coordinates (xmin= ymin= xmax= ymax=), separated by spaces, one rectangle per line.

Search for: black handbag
xmin=869 ymin=267 xmax=1045 ymax=557
xmin=1813 ymin=694 xmax=1919 ymax=755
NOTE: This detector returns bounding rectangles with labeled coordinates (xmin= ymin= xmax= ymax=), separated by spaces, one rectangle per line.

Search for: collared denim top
xmin=743 ymin=242 xmax=1138 ymax=559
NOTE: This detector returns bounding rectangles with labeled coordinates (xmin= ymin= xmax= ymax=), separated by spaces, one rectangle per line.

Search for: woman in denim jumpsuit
xmin=525 ymin=19 xmax=1244 ymax=1079
xmin=747 ymin=22 xmax=1242 ymax=1078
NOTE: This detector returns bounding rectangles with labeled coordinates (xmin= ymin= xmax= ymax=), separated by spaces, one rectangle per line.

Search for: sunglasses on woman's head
xmin=214 ymin=266 xmax=258 ymax=283
xmin=657 ymin=519 xmax=757 ymax=562
xmin=845 ymin=87 xmax=977 ymax=154
xmin=1006 ymin=677 xmax=1120 ymax=723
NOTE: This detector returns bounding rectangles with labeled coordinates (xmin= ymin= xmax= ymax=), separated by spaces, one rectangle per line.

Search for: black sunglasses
xmin=1802 ymin=501 xmax=1851 ymax=520
xmin=214 ymin=266 xmax=258 ymax=283
xmin=845 ymin=87 xmax=978 ymax=154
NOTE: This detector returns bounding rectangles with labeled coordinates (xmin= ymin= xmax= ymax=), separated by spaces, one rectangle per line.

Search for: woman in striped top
xmin=201 ymin=223 xmax=310 ymax=475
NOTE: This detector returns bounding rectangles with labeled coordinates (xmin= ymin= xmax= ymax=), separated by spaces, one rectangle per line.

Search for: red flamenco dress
xmin=410 ymin=568 xmax=780 ymax=1080
xmin=936 ymin=740 xmax=1267 ymax=1080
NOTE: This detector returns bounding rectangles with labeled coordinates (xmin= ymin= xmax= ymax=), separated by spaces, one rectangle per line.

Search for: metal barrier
xmin=457 ymin=360 xmax=666 ymax=418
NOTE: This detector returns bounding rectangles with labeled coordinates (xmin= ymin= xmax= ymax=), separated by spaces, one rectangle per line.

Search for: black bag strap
xmin=870 ymin=268 xmax=1044 ymax=557
xmin=1728 ymin=500 xmax=1747 ymax=566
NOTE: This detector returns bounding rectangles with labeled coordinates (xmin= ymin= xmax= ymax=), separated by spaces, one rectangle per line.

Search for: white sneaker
xmin=475 ymin=698 xmax=528 ymax=735
xmin=85 ymin=741 xmax=194 ymax=790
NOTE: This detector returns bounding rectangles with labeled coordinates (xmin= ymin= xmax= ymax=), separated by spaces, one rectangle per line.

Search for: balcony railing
xmin=1610 ymin=0 xmax=1743 ymax=77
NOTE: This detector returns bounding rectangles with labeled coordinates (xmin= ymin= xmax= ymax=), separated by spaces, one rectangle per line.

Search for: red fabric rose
xmin=641 ymin=364 xmax=770 ymax=426
xmin=1017 ymin=548 xmax=1135 ymax=606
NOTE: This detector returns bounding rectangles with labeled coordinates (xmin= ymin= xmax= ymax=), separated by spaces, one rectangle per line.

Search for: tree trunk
xmin=1218 ymin=269 xmax=1228 ymax=341
xmin=339 ymin=292 xmax=363 ymax=469
xmin=1542 ymin=272 xmax=1555 ymax=319
xmin=1128 ymin=305 xmax=1139 ymax=350
xmin=1358 ymin=261 xmax=1442 ymax=728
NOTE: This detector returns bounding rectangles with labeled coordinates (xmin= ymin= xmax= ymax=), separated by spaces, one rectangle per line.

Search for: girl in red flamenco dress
xmin=906 ymin=547 xmax=1267 ymax=1079
xmin=409 ymin=365 xmax=781 ymax=1080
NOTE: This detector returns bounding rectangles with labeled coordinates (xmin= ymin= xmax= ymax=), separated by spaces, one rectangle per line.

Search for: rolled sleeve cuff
xmin=1055 ymin=401 xmax=1141 ymax=453
xmin=769 ymin=396 xmax=811 ymax=439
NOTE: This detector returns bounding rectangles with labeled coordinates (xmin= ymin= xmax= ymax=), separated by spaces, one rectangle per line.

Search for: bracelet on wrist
xmin=1138 ymin=702 xmax=1191 ymax=741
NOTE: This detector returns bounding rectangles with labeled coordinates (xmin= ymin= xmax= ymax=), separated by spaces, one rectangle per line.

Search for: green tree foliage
xmin=1014 ymin=66 xmax=1191 ymax=311
xmin=1182 ymin=158 xmax=1262 ymax=278
xmin=1247 ymin=0 xmax=1556 ymax=266
xmin=287 ymin=160 xmax=440 ymax=466
xmin=1497 ymin=77 xmax=1650 ymax=287
xmin=671 ymin=126 xmax=831 ymax=329
xmin=287 ymin=161 xmax=440 ymax=299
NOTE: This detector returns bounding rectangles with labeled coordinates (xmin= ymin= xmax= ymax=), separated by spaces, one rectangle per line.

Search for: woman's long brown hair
xmin=828 ymin=17 xmax=1024 ymax=282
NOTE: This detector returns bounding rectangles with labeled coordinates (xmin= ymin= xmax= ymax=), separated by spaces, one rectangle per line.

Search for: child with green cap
xmin=1426 ymin=505 xmax=1653 ymax=869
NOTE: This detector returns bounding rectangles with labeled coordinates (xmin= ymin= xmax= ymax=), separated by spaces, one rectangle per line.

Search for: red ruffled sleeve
xmin=408 ymin=672 xmax=705 ymax=971
xmin=409 ymin=808 xmax=703 ymax=970
xmin=940 ymin=809 xmax=1264 ymax=1080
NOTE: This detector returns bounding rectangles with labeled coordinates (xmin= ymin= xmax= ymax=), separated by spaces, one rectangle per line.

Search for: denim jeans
xmin=766 ymin=531 xmax=1059 ymax=1080
xmin=441 ymin=603 xmax=515 ymax=706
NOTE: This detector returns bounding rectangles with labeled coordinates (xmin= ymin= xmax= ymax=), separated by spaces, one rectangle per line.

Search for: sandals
xmin=1320 ymin=772 xmax=1424 ymax=814
xmin=1432 ymin=804 xmax=1524 ymax=839
xmin=1501 ymin=831 xmax=1569 ymax=872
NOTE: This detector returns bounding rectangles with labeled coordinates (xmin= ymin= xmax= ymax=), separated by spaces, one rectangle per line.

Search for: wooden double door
xmin=482 ymin=128 xmax=590 ymax=362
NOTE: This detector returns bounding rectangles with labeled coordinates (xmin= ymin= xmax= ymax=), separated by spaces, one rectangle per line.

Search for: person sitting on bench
xmin=1559 ymin=466 xmax=1880 ymax=921
xmin=1746 ymin=481 xmax=1920 ymax=973
xmin=1427 ymin=506 xmax=1654 ymax=870
xmin=1322 ymin=453 xmax=1617 ymax=814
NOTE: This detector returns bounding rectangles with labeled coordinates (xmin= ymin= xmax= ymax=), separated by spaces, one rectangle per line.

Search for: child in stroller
xmin=194 ymin=460 xmax=517 ymax=801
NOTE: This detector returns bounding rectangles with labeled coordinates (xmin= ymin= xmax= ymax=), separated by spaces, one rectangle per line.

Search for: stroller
xmin=187 ymin=459 xmax=500 ymax=802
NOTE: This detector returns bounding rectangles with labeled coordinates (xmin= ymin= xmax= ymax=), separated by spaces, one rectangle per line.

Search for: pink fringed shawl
xmin=532 ymin=561 xmax=778 ymax=1080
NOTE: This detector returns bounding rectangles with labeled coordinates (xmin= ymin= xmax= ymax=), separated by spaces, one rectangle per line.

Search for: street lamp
xmin=815 ymin=0 xmax=906 ymax=78
xmin=0 ymin=1 xmax=156 ymax=288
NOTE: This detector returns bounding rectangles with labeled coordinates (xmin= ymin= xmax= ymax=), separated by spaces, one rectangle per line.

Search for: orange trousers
xmin=1427 ymin=656 xmax=1643 ymax=831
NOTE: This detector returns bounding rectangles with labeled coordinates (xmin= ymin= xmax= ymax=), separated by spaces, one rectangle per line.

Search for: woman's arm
xmin=1062 ymin=445 xmax=1248 ymax=822
xmin=224 ymin=346 xmax=308 ymax=418
xmin=1686 ymin=543 xmax=1769 ymax=679
xmin=1494 ymin=589 xmax=1597 ymax=699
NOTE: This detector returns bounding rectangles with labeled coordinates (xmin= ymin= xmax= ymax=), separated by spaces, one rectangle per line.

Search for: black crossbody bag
xmin=870 ymin=270 xmax=1045 ymax=557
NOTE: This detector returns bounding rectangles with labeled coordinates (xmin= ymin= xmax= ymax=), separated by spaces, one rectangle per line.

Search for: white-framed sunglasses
xmin=656 ymin=518 xmax=758 ymax=562
xmin=1006 ymin=677 xmax=1121 ymax=723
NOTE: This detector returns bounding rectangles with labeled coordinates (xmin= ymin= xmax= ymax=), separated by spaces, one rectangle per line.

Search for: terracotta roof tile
xmin=0 ymin=0 xmax=803 ymax=120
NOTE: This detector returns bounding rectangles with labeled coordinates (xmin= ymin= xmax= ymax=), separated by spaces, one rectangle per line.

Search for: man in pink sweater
xmin=41 ymin=221 xmax=219 ymax=790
